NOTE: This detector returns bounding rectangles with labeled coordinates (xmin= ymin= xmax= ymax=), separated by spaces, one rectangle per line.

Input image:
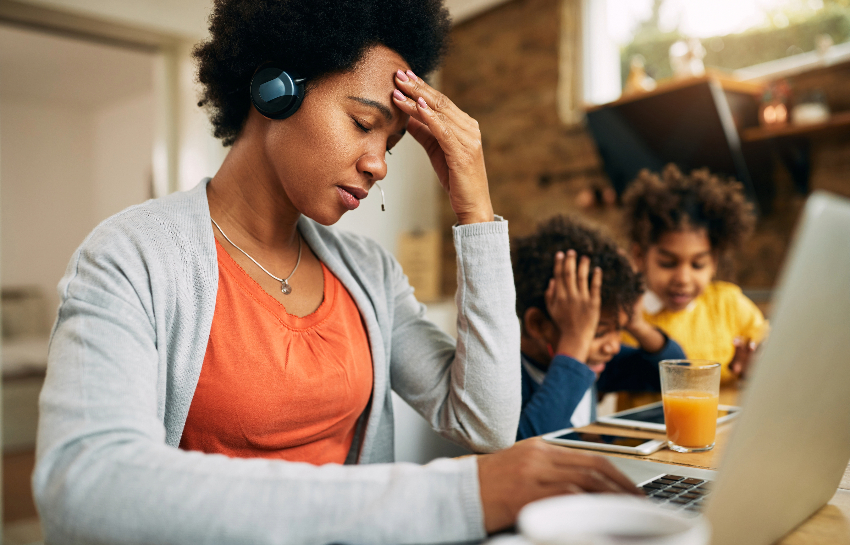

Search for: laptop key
xmin=655 ymin=478 xmax=679 ymax=485
xmin=663 ymin=475 xmax=686 ymax=481
xmin=652 ymin=491 xmax=675 ymax=499
xmin=643 ymin=483 xmax=665 ymax=490
xmin=669 ymin=484 xmax=690 ymax=491
xmin=680 ymin=493 xmax=701 ymax=500
xmin=681 ymin=478 xmax=704 ymax=485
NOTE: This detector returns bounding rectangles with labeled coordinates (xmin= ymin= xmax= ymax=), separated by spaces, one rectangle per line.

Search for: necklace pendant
xmin=280 ymin=279 xmax=292 ymax=295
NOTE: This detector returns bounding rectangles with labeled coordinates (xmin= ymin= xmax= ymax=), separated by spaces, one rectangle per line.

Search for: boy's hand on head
xmin=729 ymin=337 xmax=757 ymax=379
xmin=545 ymin=250 xmax=602 ymax=363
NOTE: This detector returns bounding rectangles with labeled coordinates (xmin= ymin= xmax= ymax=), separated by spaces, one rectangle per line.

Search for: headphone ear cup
xmin=250 ymin=65 xmax=305 ymax=120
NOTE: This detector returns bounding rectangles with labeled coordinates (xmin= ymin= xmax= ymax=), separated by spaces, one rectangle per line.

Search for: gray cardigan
xmin=33 ymin=180 xmax=521 ymax=545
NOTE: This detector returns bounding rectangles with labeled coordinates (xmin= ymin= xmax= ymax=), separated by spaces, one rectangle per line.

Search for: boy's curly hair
xmin=623 ymin=164 xmax=756 ymax=255
xmin=194 ymin=0 xmax=452 ymax=146
xmin=512 ymin=215 xmax=644 ymax=324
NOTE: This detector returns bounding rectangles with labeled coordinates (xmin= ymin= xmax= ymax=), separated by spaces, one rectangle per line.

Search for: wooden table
xmin=575 ymin=387 xmax=850 ymax=544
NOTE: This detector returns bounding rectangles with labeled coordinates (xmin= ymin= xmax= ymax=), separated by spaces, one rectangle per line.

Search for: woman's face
xmin=259 ymin=45 xmax=411 ymax=225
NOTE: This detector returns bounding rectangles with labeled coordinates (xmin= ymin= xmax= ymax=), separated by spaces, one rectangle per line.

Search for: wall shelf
xmin=741 ymin=110 xmax=850 ymax=142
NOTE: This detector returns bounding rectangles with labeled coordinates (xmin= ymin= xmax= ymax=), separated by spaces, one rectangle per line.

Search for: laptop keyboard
xmin=639 ymin=474 xmax=713 ymax=514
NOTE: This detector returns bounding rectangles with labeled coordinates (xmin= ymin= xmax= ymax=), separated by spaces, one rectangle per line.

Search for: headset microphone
xmin=250 ymin=64 xmax=306 ymax=120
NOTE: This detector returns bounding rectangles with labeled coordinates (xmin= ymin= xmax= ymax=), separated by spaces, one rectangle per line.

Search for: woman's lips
xmin=337 ymin=186 xmax=364 ymax=210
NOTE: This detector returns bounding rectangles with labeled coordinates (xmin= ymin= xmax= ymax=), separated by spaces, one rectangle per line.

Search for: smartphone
xmin=541 ymin=428 xmax=666 ymax=455
xmin=596 ymin=401 xmax=741 ymax=432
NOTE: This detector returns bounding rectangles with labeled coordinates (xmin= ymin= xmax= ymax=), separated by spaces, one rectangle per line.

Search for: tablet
xmin=596 ymin=401 xmax=741 ymax=432
xmin=541 ymin=428 xmax=666 ymax=455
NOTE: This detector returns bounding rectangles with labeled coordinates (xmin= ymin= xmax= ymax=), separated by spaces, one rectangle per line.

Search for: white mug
xmin=517 ymin=495 xmax=710 ymax=545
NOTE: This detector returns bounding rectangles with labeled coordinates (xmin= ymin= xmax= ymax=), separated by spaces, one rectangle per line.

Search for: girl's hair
xmin=512 ymin=215 xmax=643 ymax=323
xmin=194 ymin=0 xmax=452 ymax=146
xmin=623 ymin=164 xmax=756 ymax=255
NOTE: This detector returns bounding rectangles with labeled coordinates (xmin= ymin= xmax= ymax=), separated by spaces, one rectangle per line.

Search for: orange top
xmin=179 ymin=239 xmax=373 ymax=465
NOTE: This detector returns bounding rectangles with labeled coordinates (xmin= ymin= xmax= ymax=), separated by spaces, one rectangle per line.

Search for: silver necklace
xmin=211 ymin=218 xmax=302 ymax=295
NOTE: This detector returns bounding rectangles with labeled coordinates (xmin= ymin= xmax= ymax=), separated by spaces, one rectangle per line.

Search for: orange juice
xmin=662 ymin=390 xmax=719 ymax=448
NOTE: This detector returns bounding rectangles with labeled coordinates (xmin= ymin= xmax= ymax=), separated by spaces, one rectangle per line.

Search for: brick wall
xmin=438 ymin=0 xmax=850 ymax=297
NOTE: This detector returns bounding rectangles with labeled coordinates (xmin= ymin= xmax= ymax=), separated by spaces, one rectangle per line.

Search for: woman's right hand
xmin=545 ymin=250 xmax=602 ymax=362
xmin=477 ymin=438 xmax=642 ymax=533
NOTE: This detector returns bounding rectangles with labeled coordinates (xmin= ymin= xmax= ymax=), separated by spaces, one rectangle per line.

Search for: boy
xmin=513 ymin=216 xmax=684 ymax=439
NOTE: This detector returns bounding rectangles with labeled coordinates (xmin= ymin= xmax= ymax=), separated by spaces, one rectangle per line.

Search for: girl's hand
xmin=392 ymin=70 xmax=493 ymax=225
xmin=729 ymin=337 xmax=757 ymax=379
xmin=624 ymin=296 xmax=665 ymax=353
xmin=545 ymin=250 xmax=602 ymax=363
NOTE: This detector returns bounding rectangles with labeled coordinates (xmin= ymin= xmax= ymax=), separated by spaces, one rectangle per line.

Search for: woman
xmin=34 ymin=1 xmax=638 ymax=543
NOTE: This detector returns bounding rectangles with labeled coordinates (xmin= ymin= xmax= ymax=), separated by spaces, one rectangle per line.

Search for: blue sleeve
xmin=597 ymin=336 xmax=686 ymax=393
xmin=516 ymin=355 xmax=596 ymax=440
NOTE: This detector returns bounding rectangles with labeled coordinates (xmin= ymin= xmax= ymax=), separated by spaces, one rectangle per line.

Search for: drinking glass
xmin=659 ymin=360 xmax=721 ymax=453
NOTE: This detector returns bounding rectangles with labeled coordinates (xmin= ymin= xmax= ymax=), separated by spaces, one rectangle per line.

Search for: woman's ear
xmin=522 ymin=307 xmax=559 ymax=346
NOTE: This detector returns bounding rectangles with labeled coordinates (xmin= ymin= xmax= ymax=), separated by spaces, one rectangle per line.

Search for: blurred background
xmin=2 ymin=0 xmax=849 ymax=542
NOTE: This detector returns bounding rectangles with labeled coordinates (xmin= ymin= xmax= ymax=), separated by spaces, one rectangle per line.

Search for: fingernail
xmin=406 ymin=70 xmax=418 ymax=81
xmin=396 ymin=69 xmax=409 ymax=82
xmin=567 ymin=249 xmax=576 ymax=256
xmin=750 ymin=341 xmax=757 ymax=350
xmin=393 ymin=89 xmax=405 ymax=101
xmin=733 ymin=337 xmax=741 ymax=346
xmin=417 ymin=97 xmax=428 ymax=109
xmin=555 ymin=251 xmax=564 ymax=259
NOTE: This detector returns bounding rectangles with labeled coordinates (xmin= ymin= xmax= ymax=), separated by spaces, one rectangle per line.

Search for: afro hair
xmin=512 ymin=215 xmax=644 ymax=324
xmin=194 ymin=0 xmax=452 ymax=146
xmin=623 ymin=164 xmax=756 ymax=256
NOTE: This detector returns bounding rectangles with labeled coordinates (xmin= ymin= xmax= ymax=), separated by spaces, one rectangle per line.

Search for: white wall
xmin=92 ymin=93 xmax=155 ymax=220
xmin=0 ymin=100 xmax=96 ymax=328
xmin=15 ymin=0 xmax=212 ymax=39
xmin=1 ymin=93 xmax=154 ymax=328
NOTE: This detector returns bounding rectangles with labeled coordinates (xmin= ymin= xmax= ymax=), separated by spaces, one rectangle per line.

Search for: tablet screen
xmin=612 ymin=404 xmax=738 ymax=424
xmin=552 ymin=431 xmax=651 ymax=448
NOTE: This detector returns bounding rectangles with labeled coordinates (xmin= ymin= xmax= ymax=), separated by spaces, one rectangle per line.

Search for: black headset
xmin=250 ymin=63 xmax=306 ymax=120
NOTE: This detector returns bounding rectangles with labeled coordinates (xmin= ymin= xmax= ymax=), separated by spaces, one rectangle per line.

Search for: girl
xmin=622 ymin=164 xmax=767 ymax=384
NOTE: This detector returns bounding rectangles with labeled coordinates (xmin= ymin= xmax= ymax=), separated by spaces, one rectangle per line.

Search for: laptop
xmin=606 ymin=190 xmax=850 ymax=545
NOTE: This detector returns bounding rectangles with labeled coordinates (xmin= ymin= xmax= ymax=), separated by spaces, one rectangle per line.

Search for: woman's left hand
xmin=392 ymin=69 xmax=494 ymax=225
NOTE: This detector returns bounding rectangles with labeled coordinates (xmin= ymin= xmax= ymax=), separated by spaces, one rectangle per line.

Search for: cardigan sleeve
xmin=388 ymin=217 xmax=521 ymax=452
xmin=516 ymin=355 xmax=596 ymax=440
xmin=33 ymin=212 xmax=487 ymax=545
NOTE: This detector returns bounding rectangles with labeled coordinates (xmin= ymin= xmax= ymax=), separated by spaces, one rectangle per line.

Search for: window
xmin=583 ymin=0 xmax=850 ymax=105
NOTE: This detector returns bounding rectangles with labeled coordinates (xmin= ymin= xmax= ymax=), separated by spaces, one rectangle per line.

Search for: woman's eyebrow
xmin=348 ymin=96 xmax=393 ymax=122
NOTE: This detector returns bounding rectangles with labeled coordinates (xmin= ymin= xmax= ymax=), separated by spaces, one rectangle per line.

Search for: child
xmin=622 ymin=164 xmax=767 ymax=384
xmin=513 ymin=216 xmax=685 ymax=440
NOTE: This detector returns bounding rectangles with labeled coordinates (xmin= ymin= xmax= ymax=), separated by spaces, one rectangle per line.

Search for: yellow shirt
xmin=623 ymin=281 xmax=768 ymax=383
